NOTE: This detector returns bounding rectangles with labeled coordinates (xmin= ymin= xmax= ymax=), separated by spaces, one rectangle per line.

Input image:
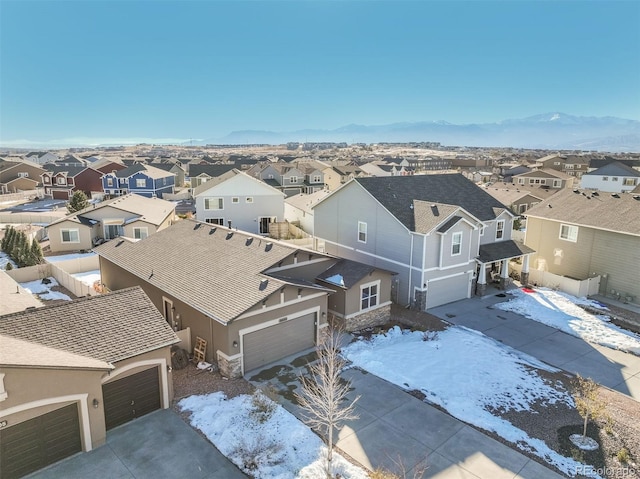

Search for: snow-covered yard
xmin=342 ymin=325 xmax=600 ymax=478
xmin=71 ymin=269 xmax=101 ymax=287
xmin=19 ymin=277 xmax=71 ymax=301
xmin=495 ymin=288 xmax=640 ymax=355
xmin=0 ymin=251 xmax=17 ymax=270
xmin=179 ymin=392 xmax=367 ymax=479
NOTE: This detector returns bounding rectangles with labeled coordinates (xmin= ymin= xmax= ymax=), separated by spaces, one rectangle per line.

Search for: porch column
xmin=521 ymin=254 xmax=530 ymax=287
xmin=499 ymin=259 xmax=510 ymax=290
xmin=476 ymin=263 xmax=487 ymax=296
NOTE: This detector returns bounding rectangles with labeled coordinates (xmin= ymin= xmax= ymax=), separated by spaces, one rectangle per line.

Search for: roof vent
xmin=265 ymin=242 xmax=273 ymax=252
xmin=116 ymin=239 xmax=125 ymax=247
xmin=592 ymin=191 xmax=599 ymax=196
xmin=633 ymin=195 xmax=640 ymax=201
xmin=259 ymin=278 xmax=269 ymax=290
xmin=548 ymin=204 xmax=553 ymax=208
xmin=194 ymin=223 xmax=202 ymax=230
xmin=209 ymin=227 xmax=217 ymax=235
xmin=573 ymin=189 xmax=580 ymax=194
xmin=430 ymin=204 xmax=439 ymax=216
xmin=246 ymin=237 xmax=253 ymax=246
xmin=611 ymin=193 xmax=620 ymax=198
xmin=226 ymin=232 xmax=233 ymax=240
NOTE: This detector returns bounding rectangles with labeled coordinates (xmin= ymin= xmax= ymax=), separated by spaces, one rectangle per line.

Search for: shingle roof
xmin=437 ymin=215 xmax=463 ymax=233
xmin=483 ymin=187 xmax=544 ymax=206
xmin=113 ymin=163 xmax=173 ymax=179
xmin=354 ymin=174 xmax=508 ymax=231
xmin=412 ymin=201 xmax=461 ymax=234
xmin=192 ymin=169 xmax=240 ymax=196
xmin=0 ymin=287 xmax=178 ymax=369
xmin=478 ymin=240 xmax=536 ymax=263
xmin=525 ymin=189 xmax=640 ymax=236
xmin=188 ymin=164 xmax=236 ymax=178
xmin=316 ymin=259 xmax=390 ymax=289
xmin=94 ymin=220 xmax=311 ymax=323
xmin=583 ymin=161 xmax=640 ymax=177
xmin=43 ymin=165 xmax=87 ymax=176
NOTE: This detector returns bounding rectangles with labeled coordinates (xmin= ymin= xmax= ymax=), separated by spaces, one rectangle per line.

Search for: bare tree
xmin=572 ymin=374 xmax=607 ymax=439
xmin=295 ymin=324 xmax=360 ymax=477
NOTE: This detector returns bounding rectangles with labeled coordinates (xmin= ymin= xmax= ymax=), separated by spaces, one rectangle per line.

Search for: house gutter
xmin=407 ymin=232 xmax=414 ymax=305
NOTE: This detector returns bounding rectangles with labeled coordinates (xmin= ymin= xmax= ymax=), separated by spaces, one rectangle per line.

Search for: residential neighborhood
xmin=1 ymin=145 xmax=640 ymax=479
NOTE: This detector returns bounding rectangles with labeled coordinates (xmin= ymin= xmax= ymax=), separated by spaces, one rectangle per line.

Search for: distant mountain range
xmin=199 ymin=113 xmax=640 ymax=152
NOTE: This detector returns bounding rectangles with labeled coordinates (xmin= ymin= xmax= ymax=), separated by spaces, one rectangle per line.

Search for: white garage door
xmin=243 ymin=312 xmax=316 ymax=373
xmin=426 ymin=274 xmax=471 ymax=309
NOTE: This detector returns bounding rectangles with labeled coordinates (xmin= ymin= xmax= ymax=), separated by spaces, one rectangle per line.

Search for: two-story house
xmin=322 ymin=165 xmax=366 ymax=191
xmin=313 ymin=174 xmax=535 ymax=310
xmin=580 ymin=161 xmax=640 ymax=193
xmin=194 ymin=169 xmax=284 ymax=234
xmin=534 ymin=154 xmax=591 ymax=179
xmin=0 ymin=159 xmax=45 ymax=194
xmin=41 ymin=166 xmax=104 ymax=199
xmin=512 ymin=168 xmax=574 ymax=191
xmin=300 ymin=164 xmax=325 ymax=193
xmin=101 ymin=164 xmax=175 ymax=198
xmin=187 ymin=164 xmax=236 ymax=188
xmin=254 ymin=164 xmax=306 ymax=197
xmin=24 ymin=151 xmax=59 ymax=165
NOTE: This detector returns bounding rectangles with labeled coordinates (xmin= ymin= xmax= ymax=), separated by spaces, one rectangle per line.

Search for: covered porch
xmin=475 ymin=240 xmax=535 ymax=297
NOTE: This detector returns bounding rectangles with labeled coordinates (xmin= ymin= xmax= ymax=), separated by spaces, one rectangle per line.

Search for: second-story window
xmin=290 ymin=176 xmax=298 ymax=184
xmin=205 ymin=197 xmax=223 ymax=210
xmin=56 ymin=177 xmax=66 ymax=185
xmin=451 ymin=232 xmax=462 ymax=255
xmin=496 ymin=220 xmax=505 ymax=240
xmin=136 ymin=178 xmax=146 ymax=187
xmin=106 ymin=178 xmax=113 ymax=187
xmin=358 ymin=221 xmax=367 ymax=243
xmin=313 ymin=175 xmax=321 ymax=183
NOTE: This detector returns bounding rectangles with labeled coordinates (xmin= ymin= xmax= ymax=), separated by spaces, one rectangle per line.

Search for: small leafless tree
xmin=571 ymin=374 xmax=607 ymax=439
xmin=295 ymin=324 xmax=360 ymax=478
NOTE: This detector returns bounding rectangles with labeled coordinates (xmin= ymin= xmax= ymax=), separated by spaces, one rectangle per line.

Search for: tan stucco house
xmin=0 ymin=287 xmax=178 ymax=478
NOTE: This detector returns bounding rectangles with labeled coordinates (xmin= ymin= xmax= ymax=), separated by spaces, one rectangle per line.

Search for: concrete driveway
xmin=248 ymin=353 xmax=563 ymax=479
xmin=27 ymin=409 xmax=245 ymax=479
xmin=428 ymin=294 xmax=640 ymax=401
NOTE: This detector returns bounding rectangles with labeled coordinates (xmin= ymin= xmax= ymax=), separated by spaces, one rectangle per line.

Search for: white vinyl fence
xmin=509 ymin=261 xmax=600 ymax=298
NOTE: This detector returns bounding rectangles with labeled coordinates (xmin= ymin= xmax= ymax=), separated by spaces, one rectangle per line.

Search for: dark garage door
xmin=102 ymin=367 xmax=161 ymax=430
xmin=52 ymin=189 xmax=70 ymax=200
xmin=0 ymin=403 xmax=81 ymax=479
xmin=243 ymin=312 xmax=316 ymax=373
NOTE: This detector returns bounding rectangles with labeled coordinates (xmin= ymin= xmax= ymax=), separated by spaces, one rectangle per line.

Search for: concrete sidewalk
xmin=250 ymin=359 xmax=564 ymax=479
xmin=429 ymin=294 xmax=640 ymax=401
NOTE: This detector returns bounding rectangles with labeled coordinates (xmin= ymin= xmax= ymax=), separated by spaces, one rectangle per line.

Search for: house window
xmin=623 ymin=178 xmax=637 ymax=186
xmin=268 ymin=174 xmax=274 ymax=179
xmin=246 ymin=197 xmax=254 ymax=203
xmin=566 ymin=164 xmax=574 ymax=169
xmin=496 ymin=220 xmax=505 ymax=240
xmin=133 ymin=227 xmax=148 ymax=240
xmin=361 ymin=282 xmax=379 ymax=310
xmin=106 ymin=177 xmax=113 ymax=187
xmin=205 ymin=218 xmax=224 ymax=225
xmin=553 ymin=179 xmax=561 ymax=188
xmin=290 ymin=176 xmax=298 ymax=184
xmin=612 ymin=177 xmax=618 ymax=182
xmin=43 ymin=176 xmax=50 ymax=183
xmin=451 ymin=232 xmax=462 ymax=256
xmin=313 ymin=175 xmax=321 ymax=183
xmin=602 ymin=177 xmax=608 ymax=181
xmin=61 ymin=229 xmax=79 ymax=243
xmin=517 ymin=178 xmax=525 ymax=185
xmin=18 ymin=172 xmax=29 ymax=178
xmin=479 ymin=226 xmax=485 ymax=236
xmin=358 ymin=221 xmax=367 ymax=243
xmin=559 ymin=224 xmax=578 ymax=242
xmin=136 ymin=178 xmax=146 ymax=187
xmin=553 ymin=162 xmax=561 ymax=166
xmin=204 ymin=197 xmax=223 ymax=210
xmin=56 ymin=177 xmax=66 ymax=185
xmin=232 ymin=197 xmax=239 ymax=204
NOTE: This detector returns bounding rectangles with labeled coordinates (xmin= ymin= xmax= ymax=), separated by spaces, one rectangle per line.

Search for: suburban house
xmin=359 ymin=162 xmax=414 ymax=177
xmin=0 ymin=287 xmax=179 ymax=478
xmin=0 ymin=159 xmax=45 ymax=194
xmin=41 ymin=166 xmax=104 ymax=200
xmin=187 ymin=164 xmax=236 ymax=188
xmin=94 ymin=219 xmax=394 ymax=377
xmin=91 ymin=158 xmax=127 ymax=175
xmin=580 ymin=161 xmax=640 ymax=193
xmin=482 ymin=186 xmax=547 ymax=215
xmin=284 ymin=190 xmax=330 ymax=235
xmin=313 ymin=174 xmax=535 ymax=310
xmin=588 ymin=158 xmax=640 ymax=173
xmin=149 ymin=161 xmax=186 ymax=187
xmin=250 ymin=163 xmax=313 ymax=197
xmin=194 ymin=169 xmax=284 ymax=234
xmin=322 ymin=165 xmax=366 ymax=191
xmin=523 ymin=188 xmax=640 ymax=304
xmin=46 ymin=193 xmax=176 ymax=253
xmin=534 ymin=154 xmax=591 ymax=179
xmin=512 ymin=168 xmax=574 ymax=191
xmin=101 ymin=163 xmax=175 ymax=198
xmin=24 ymin=151 xmax=59 ymax=165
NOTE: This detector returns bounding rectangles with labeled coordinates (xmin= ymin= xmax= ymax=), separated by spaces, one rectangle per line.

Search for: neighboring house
xmin=499 ymin=165 xmax=531 ymax=182
xmin=322 ymin=165 xmax=366 ymax=191
xmin=284 ymin=190 xmax=330 ymax=235
xmin=299 ymin=164 xmax=325 ymax=193
xmin=24 ymin=151 xmax=59 ymax=165
xmin=101 ymin=163 xmax=175 ymax=198
xmin=255 ymin=163 xmax=306 ymax=197
xmin=187 ymin=164 xmax=236 ymax=188
xmin=580 ymin=161 xmax=640 ymax=193
xmin=524 ymin=188 xmax=640 ymax=303
xmin=41 ymin=166 xmax=104 ymax=199
xmin=149 ymin=161 xmax=186 ymax=187
xmin=47 ymin=193 xmax=176 ymax=252
xmin=194 ymin=169 xmax=285 ymax=234
xmin=0 ymin=287 xmax=178 ymax=478
xmin=95 ymin=219 xmax=394 ymax=377
xmin=408 ymin=156 xmax=453 ymax=172
xmin=512 ymin=168 xmax=574 ymax=190
xmin=534 ymin=154 xmax=591 ymax=179
xmin=91 ymin=159 xmax=127 ymax=175
xmin=0 ymin=159 xmax=45 ymax=194
xmin=464 ymin=170 xmax=497 ymax=184
xmin=360 ymin=162 xmax=414 ymax=177
xmin=482 ymin=186 xmax=545 ymax=215
xmin=588 ymin=157 xmax=640 ymax=173
xmin=313 ymin=174 xmax=535 ymax=310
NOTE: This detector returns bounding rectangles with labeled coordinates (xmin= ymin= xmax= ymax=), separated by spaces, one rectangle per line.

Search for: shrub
xmin=617 ymin=447 xmax=630 ymax=464
xmin=249 ymin=390 xmax=276 ymax=424
xmin=231 ymin=434 xmax=284 ymax=473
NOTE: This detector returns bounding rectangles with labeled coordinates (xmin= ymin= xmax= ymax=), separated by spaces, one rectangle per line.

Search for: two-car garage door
xmin=426 ymin=273 xmax=472 ymax=309
xmin=243 ymin=312 xmax=316 ymax=373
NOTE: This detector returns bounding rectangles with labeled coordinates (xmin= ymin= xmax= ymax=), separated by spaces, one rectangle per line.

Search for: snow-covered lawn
xmin=71 ymin=269 xmax=101 ymax=287
xmin=0 ymin=251 xmax=17 ymax=270
xmin=179 ymin=392 xmax=367 ymax=479
xmin=495 ymin=288 xmax=640 ymax=355
xmin=343 ymin=326 xmax=599 ymax=478
xmin=19 ymin=277 xmax=71 ymax=301
xmin=45 ymin=252 xmax=97 ymax=262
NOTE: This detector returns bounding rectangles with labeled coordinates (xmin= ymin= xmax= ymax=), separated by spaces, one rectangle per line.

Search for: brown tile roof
xmin=94 ymin=220 xmax=310 ymax=323
xmin=0 ymin=286 xmax=178 ymax=369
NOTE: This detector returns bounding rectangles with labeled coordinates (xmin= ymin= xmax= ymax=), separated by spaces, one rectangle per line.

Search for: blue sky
xmin=1 ymin=0 xmax=639 ymax=145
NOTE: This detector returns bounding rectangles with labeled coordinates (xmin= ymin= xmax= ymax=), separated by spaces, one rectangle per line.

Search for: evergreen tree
xmin=12 ymin=232 xmax=27 ymax=266
xmin=2 ymin=226 xmax=15 ymax=252
xmin=5 ymin=262 xmax=13 ymax=271
xmin=20 ymin=238 xmax=31 ymax=267
xmin=67 ymin=191 xmax=90 ymax=213
xmin=29 ymin=239 xmax=43 ymax=266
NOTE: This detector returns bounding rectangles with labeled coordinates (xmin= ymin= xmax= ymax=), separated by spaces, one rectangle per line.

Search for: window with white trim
xmin=361 ymin=282 xmax=378 ymax=310
xmin=313 ymin=175 xmax=322 ymax=183
xmin=517 ymin=178 xmax=525 ymax=185
xmin=205 ymin=218 xmax=224 ymax=225
xmin=623 ymin=178 xmax=637 ymax=186
xmin=56 ymin=176 xmax=66 ymax=185
xmin=44 ymin=176 xmax=50 ymax=183
xmin=451 ymin=232 xmax=462 ymax=256
xmin=136 ymin=178 xmax=146 ymax=187
xmin=246 ymin=197 xmax=254 ymax=203
xmin=358 ymin=221 xmax=367 ymax=243
xmin=553 ymin=179 xmax=561 ymax=187
xmin=559 ymin=224 xmax=578 ymax=242
xmin=289 ymin=176 xmax=298 ymax=184
xmin=602 ymin=177 xmax=609 ymax=181
xmin=612 ymin=177 xmax=619 ymax=182
xmin=0 ymin=373 xmax=7 ymax=401
xmin=133 ymin=227 xmax=148 ymax=240
xmin=106 ymin=177 xmax=113 ymax=187
xmin=18 ymin=172 xmax=29 ymax=178
xmin=232 ymin=197 xmax=239 ymax=204
xmin=61 ymin=229 xmax=79 ymax=243
xmin=204 ymin=197 xmax=223 ymax=210
xmin=496 ymin=220 xmax=505 ymax=240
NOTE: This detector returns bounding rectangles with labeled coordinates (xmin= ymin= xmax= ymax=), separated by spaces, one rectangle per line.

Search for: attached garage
xmin=426 ymin=273 xmax=471 ymax=309
xmin=243 ymin=312 xmax=316 ymax=373
xmin=0 ymin=404 xmax=81 ymax=479
xmin=102 ymin=367 xmax=161 ymax=430
xmin=52 ymin=189 xmax=71 ymax=200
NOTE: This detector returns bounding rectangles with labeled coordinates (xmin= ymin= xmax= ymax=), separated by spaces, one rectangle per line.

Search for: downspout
xmin=407 ymin=232 xmax=414 ymax=305
xmin=421 ymin=233 xmax=427 ymax=293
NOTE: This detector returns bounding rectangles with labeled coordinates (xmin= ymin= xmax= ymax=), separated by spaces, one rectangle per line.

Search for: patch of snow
xmin=343 ymin=326 xmax=601 ymax=478
xmin=45 ymin=252 xmax=96 ymax=262
xmin=324 ymin=274 xmax=345 ymax=287
xmin=570 ymin=434 xmax=599 ymax=451
xmin=70 ymin=270 xmax=101 ymax=286
xmin=19 ymin=277 xmax=71 ymax=301
xmin=0 ymin=252 xmax=18 ymax=270
xmin=495 ymin=288 xmax=640 ymax=355
xmin=179 ymin=392 xmax=367 ymax=479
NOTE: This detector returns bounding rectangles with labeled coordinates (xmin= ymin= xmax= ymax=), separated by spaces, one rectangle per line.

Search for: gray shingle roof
xmin=94 ymin=220 xmax=308 ymax=323
xmin=583 ymin=161 xmax=640 ymax=177
xmin=188 ymin=164 xmax=236 ymax=178
xmin=524 ymin=189 xmax=640 ymax=236
xmin=0 ymin=286 xmax=178 ymax=368
xmin=478 ymin=240 xmax=535 ymax=263
xmin=354 ymin=174 xmax=508 ymax=231
xmin=316 ymin=258 xmax=392 ymax=289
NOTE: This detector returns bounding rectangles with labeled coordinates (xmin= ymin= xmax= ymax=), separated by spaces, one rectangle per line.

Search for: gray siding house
xmin=313 ymin=174 xmax=534 ymax=310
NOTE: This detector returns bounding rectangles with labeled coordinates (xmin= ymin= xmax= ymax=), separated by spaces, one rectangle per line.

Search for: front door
xmin=259 ymin=217 xmax=273 ymax=235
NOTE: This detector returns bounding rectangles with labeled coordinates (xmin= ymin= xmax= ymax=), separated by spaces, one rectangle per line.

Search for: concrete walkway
xmin=429 ymin=294 xmax=640 ymax=401
xmin=249 ymin=357 xmax=564 ymax=479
